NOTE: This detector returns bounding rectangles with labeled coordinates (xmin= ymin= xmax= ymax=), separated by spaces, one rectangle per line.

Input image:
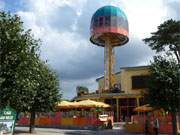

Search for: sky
xmin=0 ymin=0 xmax=179 ymax=99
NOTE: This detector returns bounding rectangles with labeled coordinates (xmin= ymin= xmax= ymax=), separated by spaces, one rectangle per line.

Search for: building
xmin=74 ymin=66 xmax=150 ymax=122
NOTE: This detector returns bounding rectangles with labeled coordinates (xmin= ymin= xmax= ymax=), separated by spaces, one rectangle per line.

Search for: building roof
xmin=120 ymin=65 xmax=150 ymax=70
xmin=74 ymin=93 xmax=142 ymax=101
xmin=96 ymin=65 xmax=150 ymax=81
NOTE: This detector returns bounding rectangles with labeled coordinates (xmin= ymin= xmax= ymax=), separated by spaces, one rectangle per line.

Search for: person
xmin=145 ymin=119 xmax=150 ymax=135
xmin=153 ymin=117 xmax=159 ymax=135
xmin=107 ymin=119 xmax=113 ymax=129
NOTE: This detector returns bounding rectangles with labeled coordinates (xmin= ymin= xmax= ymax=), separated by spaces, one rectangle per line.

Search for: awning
xmin=56 ymin=99 xmax=111 ymax=109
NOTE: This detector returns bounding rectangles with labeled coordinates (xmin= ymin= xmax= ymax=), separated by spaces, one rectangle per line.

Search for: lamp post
xmin=177 ymin=68 xmax=180 ymax=131
xmin=178 ymin=67 xmax=180 ymax=90
xmin=178 ymin=66 xmax=180 ymax=110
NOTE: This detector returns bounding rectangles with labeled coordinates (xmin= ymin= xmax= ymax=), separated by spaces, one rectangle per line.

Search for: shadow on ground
xmin=63 ymin=129 xmax=123 ymax=135
xmin=14 ymin=127 xmax=132 ymax=135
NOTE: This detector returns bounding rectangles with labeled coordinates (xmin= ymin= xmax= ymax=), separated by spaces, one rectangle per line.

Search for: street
xmin=14 ymin=127 xmax=142 ymax=135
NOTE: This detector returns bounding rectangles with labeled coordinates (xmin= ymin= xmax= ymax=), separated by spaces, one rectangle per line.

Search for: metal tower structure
xmin=90 ymin=5 xmax=129 ymax=91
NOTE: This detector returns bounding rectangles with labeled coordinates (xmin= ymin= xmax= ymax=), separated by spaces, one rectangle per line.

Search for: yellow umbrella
xmin=133 ymin=104 xmax=153 ymax=112
xmin=77 ymin=99 xmax=111 ymax=108
xmin=56 ymin=100 xmax=111 ymax=109
xmin=96 ymin=101 xmax=111 ymax=108
xmin=56 ymin=101 xmax=77 ymax=109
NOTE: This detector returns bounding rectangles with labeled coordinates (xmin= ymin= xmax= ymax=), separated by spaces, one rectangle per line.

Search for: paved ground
xmin=14 ymin=127 xmax=142 ymax=135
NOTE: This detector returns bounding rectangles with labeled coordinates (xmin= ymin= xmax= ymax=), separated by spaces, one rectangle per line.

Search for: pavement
xmin=14 ymin=127 xmax=143 ymax=135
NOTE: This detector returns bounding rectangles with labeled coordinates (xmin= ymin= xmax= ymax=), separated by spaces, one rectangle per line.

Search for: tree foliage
xmin=76 ymin=86 xmax=89 ymax=96
xmin=28 ymin=60 xmax=61 ymax=133
xmin=0 ymin=11 xmax=61 ymax=133
xmin=76 ymin=86 xmax=89 ymax=91
xmin=30 ymin=61 xmax=61 ymax=113
xmin=146 ymin=56 xmax=180 ymax=112
xmin=145 ymin=56 xmax=180 ymax=135
xmin=143 ymin=19 xmax=180 ymax=135
xmin=143 ymin=19 xmax=180 ymax=63
xmin=0 ymin=12 xmax=40 ymax=111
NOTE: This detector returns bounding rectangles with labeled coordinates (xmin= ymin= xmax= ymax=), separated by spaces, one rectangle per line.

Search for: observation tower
xmin=90 ymin=5 xmax=129 ymax=91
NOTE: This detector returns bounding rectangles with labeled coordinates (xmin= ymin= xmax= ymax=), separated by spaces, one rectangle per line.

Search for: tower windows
xmin=99 ymin=17 xmax=104 ymax=26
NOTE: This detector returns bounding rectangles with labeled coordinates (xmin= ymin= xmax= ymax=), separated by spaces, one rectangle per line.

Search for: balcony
xmin=73 ymin=92 xmax=142 ymax=101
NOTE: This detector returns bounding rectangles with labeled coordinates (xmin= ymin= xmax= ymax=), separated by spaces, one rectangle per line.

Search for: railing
xmin=75 ymin=93 xmax=141 ymax=100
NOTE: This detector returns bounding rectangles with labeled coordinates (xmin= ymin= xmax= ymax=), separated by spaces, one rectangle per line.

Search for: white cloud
xmin=122 ymin=0 xmax=168 ymax=39
xmin=17 ymin=2 xmax=102 ymax=100
xmin=17 ymin=11 xmax=44 ymax=37
xmin=61 ymin=77 xmax=97 ymax=99
xmin=165 ymin=0 xmax=180 ymax=20
xmin=8 ymin=0 xmax=178 ymax=99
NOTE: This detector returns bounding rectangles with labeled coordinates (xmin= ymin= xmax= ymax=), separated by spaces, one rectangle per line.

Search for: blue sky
xmin=0 ymin=0 xmax=179 ymax=99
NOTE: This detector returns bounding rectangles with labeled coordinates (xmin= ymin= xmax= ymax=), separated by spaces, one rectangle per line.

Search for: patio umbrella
xmin=133 ymin=104 xmax=153 ymax=112
xmin=56 ymin=99 xmax=111 ymax=109
xmin=96 ymin=101 xmax=111 ymax=108
xmin=77 ymin=99 xmax=111 ymax=108
xmin=56 ymin=101 xmax=77 ymax=109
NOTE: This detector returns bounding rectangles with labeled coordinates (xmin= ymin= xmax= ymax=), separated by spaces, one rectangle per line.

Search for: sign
xmin=99 ymin=114 xmax=108 ymax=122
xmin=0 ymin=106 xmax=16 ymax=135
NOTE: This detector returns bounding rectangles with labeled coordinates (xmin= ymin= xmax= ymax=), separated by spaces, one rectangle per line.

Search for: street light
xmin=178 ymin=67 xmax=180 ymax=90
xmin=178 ymin=67 xmax=180 ymax=109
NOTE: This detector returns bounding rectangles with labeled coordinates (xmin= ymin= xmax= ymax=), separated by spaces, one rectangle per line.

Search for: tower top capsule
xmin=90 ymin=5 xmax=129 ymax=47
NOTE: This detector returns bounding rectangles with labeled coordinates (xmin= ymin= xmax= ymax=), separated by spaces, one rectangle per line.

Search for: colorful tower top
xmin=90 ymin=5 xmax=129 ymax=46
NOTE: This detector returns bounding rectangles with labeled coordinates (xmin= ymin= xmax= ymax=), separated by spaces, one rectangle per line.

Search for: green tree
xmin=29 ymin=60 xmax=61 ymax=133
xmin=0 ymin=11 xmax=40 ymax=111
xmin=143 ymin=19 xmax=180 ymax=63
xmin=76 ymin=86 xmax=89 ymax=96
xmin=146 ymin=56 xmax=179 ymax=135
xmin=144 ymin=19 xmax=180 ymax=135
xmin=0 ymin=12 xmax=61 ymax=133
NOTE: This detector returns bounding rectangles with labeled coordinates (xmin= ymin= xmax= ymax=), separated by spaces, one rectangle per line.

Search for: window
xmin=132 ymin=75 xmax=150 ymax=89
xmin=119 ymin=98 xmax=128 ymax=106
xmin=99 ymin=17 xmax=104 ymax=26
xmin=128 ymin=98 xmax=136 ymax=106
xmin=105 ymin=99 xmax=116 ymax=105
xmin=94 ymin=18 xmax=98 ymax=27
xmin=105 ymin=16 xmax=110 ymax=26
xmin=110 ymin=16 xmax=117 ymax=27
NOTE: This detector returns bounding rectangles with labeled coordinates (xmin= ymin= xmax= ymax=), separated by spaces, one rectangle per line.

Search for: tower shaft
xmin=90 ymin=6 xmax=129 ymax=92
xmin=104 ymin=38 xmax=115 ymax=90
